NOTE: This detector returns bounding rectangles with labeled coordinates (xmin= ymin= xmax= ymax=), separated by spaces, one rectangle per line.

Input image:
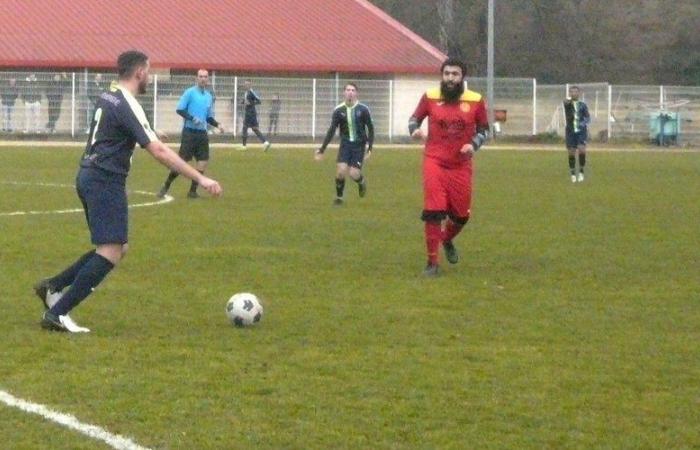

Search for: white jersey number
xmin=90 ymin=108 xmax=103 ymax=146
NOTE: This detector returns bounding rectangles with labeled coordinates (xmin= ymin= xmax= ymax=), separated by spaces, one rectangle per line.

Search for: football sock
xmin=241 ymin=128 xmax=248 ymax=146
xmin=164 ymin=171 xmax=178 ymax=189
xmin=425 ymin=222 xmax=442 ymax=265
xmin=578 ymin=153 xmax=586 ymax=173
xmin=190 ymin=170 xmax=204 ymax=193
xmin=354 ymin=175 xmax=364 ymax=185
xmin=254 ymin=129 xmax=267 ymax=142
xmin=49 ymin=249 xmax=96 ymax=291
xmin=50 ymin=253 xmax=114 ymax=316
xmin=335 ymin=177 xmax=345 ymax=198
xmin=568 ymin=155 xmax=576 ymax=175
xmin=442 ymin=220 xmax=465 ymax=243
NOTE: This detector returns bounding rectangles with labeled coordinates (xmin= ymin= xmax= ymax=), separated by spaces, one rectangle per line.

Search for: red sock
xmin=425 ymin=222 xmax=442 ymax=265
xmin=442 ymin=220 xmax=465 ymax=243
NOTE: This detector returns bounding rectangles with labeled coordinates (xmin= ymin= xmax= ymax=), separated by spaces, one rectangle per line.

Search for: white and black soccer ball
xmin=226 ymin=293 xmax=263 ymax=327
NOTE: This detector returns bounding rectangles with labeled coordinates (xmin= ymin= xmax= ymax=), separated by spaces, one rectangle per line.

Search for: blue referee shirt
xmin=177 ymin=86 xmax=215 ymax=131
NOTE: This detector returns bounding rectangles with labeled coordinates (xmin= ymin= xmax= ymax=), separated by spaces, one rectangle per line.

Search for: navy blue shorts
xmin=337 ymin=141 xmax=366 ymax=169
xmin=243 ymin=114 xmax=259 ymax=128
xmin=566 ymin=130 xmax=588 ymax=149
xmin=76 ymin=167 xmax=128 ymax=245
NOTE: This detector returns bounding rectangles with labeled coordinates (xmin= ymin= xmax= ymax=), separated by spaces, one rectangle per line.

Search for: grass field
xmin=1 ymin=144 xmax=699 ymax=449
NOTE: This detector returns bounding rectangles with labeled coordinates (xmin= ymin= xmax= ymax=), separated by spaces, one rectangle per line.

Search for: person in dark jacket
xmin=563 ymin=85 xmax=591 ymax=183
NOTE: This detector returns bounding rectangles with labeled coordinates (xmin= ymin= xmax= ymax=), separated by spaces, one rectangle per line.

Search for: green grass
xmin=1 ymin=145 xmax=699 ymax=449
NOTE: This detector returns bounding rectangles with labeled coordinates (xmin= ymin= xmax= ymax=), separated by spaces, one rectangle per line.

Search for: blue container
xmin=649 ymin=111 xmax=680 ymax=145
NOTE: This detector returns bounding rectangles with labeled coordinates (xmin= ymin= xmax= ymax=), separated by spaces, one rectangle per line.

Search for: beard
xmin=138 ymin=77 xmax=148 ymax=95
xmin=440 ymin=80 xmax=464 ymax=103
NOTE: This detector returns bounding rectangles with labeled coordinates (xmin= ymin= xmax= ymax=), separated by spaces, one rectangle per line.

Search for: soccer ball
xmin=226 ymin=293 xmax=263 ymax=327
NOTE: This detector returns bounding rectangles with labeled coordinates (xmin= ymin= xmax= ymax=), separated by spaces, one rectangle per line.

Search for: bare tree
xmin=371 ymin=0 xmax=700 ymax=84
xmin=438 ymin=0 xmax=462 ymax=59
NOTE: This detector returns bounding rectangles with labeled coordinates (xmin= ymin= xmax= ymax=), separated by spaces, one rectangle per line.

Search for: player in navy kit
xmin=239 ymin=80 xmax=270 ymax=151
xmin=33 ymin=50 xmax=222 ymax=332
xmin=314 ymin=83 xmax=374 ymax=205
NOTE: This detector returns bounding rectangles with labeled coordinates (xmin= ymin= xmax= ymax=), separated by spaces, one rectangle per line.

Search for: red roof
xmin=0 ymin=0 xmax=445 ymax=74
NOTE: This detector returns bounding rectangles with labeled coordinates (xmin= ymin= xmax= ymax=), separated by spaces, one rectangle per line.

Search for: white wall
xmin=392 ymin=74 xmax=437 ymax=137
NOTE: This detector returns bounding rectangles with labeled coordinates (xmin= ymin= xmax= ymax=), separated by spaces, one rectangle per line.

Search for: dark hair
xmin=345 ymin=82 xmax=358 ymax=90
xmin=117 ymin=50 xmax=149 ymax=79
xmin=569 ymin=85 xmax=580 ymax=90
xmin=440 ymin=58 xmax=467 ymax=78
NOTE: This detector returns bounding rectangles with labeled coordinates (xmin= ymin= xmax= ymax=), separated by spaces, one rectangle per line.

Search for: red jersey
xmin=411 ymin=87 xmax=488 ymax=168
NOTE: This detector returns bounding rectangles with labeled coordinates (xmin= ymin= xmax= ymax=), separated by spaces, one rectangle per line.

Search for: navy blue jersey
xmin=244 ymin=89 xmax=261 ymax=116
xmin=80 ymin=85 xmax=157 ymax=176
xmin=319 ymin=102 xmax=374 ymax=152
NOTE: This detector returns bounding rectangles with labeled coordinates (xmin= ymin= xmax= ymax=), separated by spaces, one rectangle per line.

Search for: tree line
xmin=373 ymin=0 xmax=700 ymax=85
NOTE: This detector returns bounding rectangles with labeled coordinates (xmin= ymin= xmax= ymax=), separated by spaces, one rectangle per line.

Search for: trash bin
xmin=649 ymin=111 xmax=679 ymax=146
xmin=493 ymin=109 xmax=507 ymax=134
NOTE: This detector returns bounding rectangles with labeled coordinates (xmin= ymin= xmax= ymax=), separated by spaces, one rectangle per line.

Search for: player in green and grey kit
xmin=314 ymin=83 xmax=374 ymax=205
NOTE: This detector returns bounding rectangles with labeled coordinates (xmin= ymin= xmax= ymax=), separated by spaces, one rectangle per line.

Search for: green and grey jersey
xmin=319 ymin=101 xmax=374 ymax=152
xmin=564 ymin=99 xmax=590 ymax=133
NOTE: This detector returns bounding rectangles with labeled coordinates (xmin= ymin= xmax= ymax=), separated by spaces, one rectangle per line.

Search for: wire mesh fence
xmin=1 ymin=70 xmax=698 ymax=144
xmin=467 ymin=77 xmax=535 ymax=136
xmin=664 ymin=86 xmax=700 ymax=143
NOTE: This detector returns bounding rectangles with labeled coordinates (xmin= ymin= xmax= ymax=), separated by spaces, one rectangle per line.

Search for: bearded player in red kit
xmin=409 ymin=58 xmax=489 ymax=277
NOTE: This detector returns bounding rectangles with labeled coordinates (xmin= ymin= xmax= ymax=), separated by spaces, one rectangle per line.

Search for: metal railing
xmin=1 ymin=70 xmax=698 ymax=144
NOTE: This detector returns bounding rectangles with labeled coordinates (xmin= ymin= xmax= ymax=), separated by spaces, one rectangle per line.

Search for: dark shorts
xmin=243 ymin=114 xmax=259 ymax=128
xmin=179 ymin=128 xmax=210 ymax=161
xmin=76 ymin=167 xmax=128 ymax=245
xmin=337 ymin=141 xmax=366 ymax=169
xmin=566 ymin=130 xmax=588 ymax=149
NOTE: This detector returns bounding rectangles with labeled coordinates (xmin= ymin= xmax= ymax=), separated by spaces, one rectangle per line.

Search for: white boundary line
xmin=0 ymin=181 xmax=173 ymax=217
xmin=0 ymin=390 xmax=151 ymax=450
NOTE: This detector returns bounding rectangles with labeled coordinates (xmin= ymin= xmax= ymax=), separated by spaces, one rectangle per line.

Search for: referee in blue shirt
xmin=158 ymin=69 xmax=224 ymax=198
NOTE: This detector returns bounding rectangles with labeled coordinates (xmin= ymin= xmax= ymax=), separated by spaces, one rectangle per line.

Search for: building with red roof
xmin=0 ymin=0 xmax=446 ymax=138
xmin=0 ymin=0 xmax=444 ymax=75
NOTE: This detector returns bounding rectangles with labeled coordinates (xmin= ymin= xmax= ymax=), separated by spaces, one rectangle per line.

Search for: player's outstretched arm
xmin=582 ymin=102 xmax=591 ymax=126
xmin=365 ymin=111 xmax=374 ymax=158
xmin=315 ymin=129 xmax=334 ymax=161
xmin=146 ymin=141 xmax=222 ymax=196
xmin=206 ymin=117 xmax=224 ymax=133
xmin=409 ymin=117 xmax=425 ymax=141
xmin=409 ymin=94 xmax=429 ymax=141
xmin=315 ymin=112 xmax=340 ymax=160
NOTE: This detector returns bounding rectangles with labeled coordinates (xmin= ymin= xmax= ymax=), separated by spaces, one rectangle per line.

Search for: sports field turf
xmin=1 ymin=144 xmax=699 ymax=449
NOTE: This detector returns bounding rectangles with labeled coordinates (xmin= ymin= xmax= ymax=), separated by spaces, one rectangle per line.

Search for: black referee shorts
xmin=179 ymin=128 xmax=210 ymax=161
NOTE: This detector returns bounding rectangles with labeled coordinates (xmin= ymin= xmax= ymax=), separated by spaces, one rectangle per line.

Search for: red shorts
xmin=423 ymin=157 xmax=472 ymax=219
